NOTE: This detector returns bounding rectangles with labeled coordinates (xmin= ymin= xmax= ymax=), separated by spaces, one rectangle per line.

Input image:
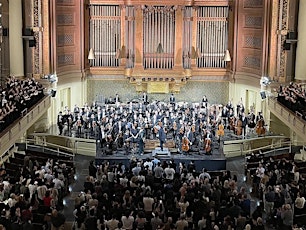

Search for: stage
xmin=94 ymin=139 xmax=227 ymax=171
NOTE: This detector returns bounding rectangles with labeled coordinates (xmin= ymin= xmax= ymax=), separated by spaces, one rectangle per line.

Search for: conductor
xmin=158 ymin=122 xmax=167 ymax=151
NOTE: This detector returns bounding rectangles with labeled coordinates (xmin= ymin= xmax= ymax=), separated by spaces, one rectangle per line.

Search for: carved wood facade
xmin=29 ymin=0 xmax=299 ymax=89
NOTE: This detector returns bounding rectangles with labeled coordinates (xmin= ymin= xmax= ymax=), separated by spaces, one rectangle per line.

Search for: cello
xmin=204 ymin=137 xmax=212 ymax=154
xmin=256 ymin=119 xmax=266 ymax=135
xmin=216 ymin=122 xmax=225 ymax=137
xmin=182 ymin=136 xmax=190 ymax=152
xmin=236 ymin=119 xmax=243 ymax=136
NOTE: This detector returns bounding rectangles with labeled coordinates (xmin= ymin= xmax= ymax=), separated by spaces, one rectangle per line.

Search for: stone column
xmin=9 ymin=0 xmax=24 ymax=77
xmin=295 ymin=0 xmax=306 ymax=81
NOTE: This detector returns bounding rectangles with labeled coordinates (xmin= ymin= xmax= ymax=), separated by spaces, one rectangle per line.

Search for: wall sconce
xmin=224 ymin=49 xmax=231 ymax=62
xmin=88 ymin=48 xmax=95 ymax=66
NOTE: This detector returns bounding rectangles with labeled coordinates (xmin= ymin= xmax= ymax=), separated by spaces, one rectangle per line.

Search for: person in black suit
xmin=239 ymin=112 xmax=248 ymax=137
xmin=170 ymin=93 xmax=175 ymax=105
xmin=158 ymin=123 xmax=167 ymax=151
xmin=57 ymin=111 xmax=63 ymax=135
xmin=142 ymin=92 xmax=148 ymax=105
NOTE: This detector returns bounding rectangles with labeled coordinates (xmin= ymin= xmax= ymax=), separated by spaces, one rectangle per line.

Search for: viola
xmin=182 ymin=137 xmax=190 ymax=152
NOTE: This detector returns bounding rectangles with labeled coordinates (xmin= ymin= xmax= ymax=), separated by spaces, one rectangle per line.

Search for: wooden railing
xmin=223 ymin=135 xmax=292 ymax=158
xmin=268 ymin=97 xmax=306 ymax=142
xmin=24 ymin=133 xmax=96 ymax=157
xmin=0 ymin=96 xmax=51 ymax=156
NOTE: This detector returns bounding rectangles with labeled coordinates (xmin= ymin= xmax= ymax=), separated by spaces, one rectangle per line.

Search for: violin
xmin=182 ymin=137 xmax=190 ymax=152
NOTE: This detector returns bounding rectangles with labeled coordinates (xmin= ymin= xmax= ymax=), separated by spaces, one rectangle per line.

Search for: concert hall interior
xmin=0 ymin=0 xmax=306 ymax=229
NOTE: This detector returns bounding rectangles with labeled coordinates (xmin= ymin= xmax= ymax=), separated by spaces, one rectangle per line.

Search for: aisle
xmin=62 ymin=154 xmax=95 ymax=221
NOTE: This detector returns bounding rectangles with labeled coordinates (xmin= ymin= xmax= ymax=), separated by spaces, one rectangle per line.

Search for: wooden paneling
xmin=55 ymin=0 xmax=82 ymax=74
xmin=234 ymin=0 xmax=269 ymax=78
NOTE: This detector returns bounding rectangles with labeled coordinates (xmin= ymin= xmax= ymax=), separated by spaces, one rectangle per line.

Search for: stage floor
xmin=95 ymin=140 xmax=227 ymax=171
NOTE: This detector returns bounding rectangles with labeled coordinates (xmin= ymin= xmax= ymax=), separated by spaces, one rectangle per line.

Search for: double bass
xmin=256 ymin=119 xmax=266 ymax=135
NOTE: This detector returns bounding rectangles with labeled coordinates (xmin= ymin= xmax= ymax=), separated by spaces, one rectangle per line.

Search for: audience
xmin=0 ymin=76 xmax=45 ymax=132
xmin=277 ymin=82 xmax=306 ymax=120
xmin=0 ymin=152 xmax=73 ymax=229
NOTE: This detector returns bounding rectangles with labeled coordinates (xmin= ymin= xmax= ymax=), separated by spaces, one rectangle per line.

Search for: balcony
xmin=268 ymin=97 xmax=306 ymax=142
xmin=0 ymin=96 xmax=51 ymax=155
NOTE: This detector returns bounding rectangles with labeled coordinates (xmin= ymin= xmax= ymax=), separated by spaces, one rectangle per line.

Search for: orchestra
xmin=57 ymin=93 xmax=266 ymax=155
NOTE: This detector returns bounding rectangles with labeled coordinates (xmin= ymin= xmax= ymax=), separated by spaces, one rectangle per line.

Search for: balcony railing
xmin=0 ymin=96 xmax=51 ymax=156
xmin=268 ymin=97 xmax=306 ymax=142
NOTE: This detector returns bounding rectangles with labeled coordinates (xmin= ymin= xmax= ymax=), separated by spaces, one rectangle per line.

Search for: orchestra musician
xmin=123 ymin=129 xmax=131 ymax=155
xmin=137 ymin=126 xmax=145 ymax=155
xmin=239 ymin=112 xmax=248 ymax=138
xmin=247 ymin=110 xmax=256 ymax=134
xmin=142 ymin=92 xmax=149 ymax=105
xmin=158 ymin=122 xmax=167 ymax=151
xmin=170 ymin=93 xmax=176 ymax=105
xmin=57 ymin=111 xmax=63 ymax=135
xmin=57 ymin=94 xmax=270 ymax=156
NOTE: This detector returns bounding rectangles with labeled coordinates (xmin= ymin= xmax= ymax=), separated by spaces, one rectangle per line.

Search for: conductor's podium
xmin=145 ymin=140 xmax=175 ymax=150
xmin=152 ymin=147 xmax=171 ymax=157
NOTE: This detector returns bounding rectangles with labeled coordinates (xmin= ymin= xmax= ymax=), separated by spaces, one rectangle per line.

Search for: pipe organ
xmin=89 ymin=5 xmax=121 ymax=67
xmin=196 ymin=6 xmax=228 ymax=68
xmin=89 ymin=4 xmax=229 ymax=69
xmin=143 ymin=6 xmax=176 ymax=69
xmin=88 ymin=2 xmax=229 ymax=92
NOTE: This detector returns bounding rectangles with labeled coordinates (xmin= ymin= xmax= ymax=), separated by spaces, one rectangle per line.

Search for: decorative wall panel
xmin=58 ymin=54 xmax=75 ymax=66
xmin=244 ymin=15 xmax=263 ymax=28
xmin=87 ymin=79 xmax=229 ymax=105
xmin=243 ymin=56 xmax=261 ymax=69
xmin=235 ymin=0 xmax=267 ymax=77
xmin=243 ymin=35 xmax=262 ymax=49
xmin=57 ymin=34 xmax=75 ymax=46
xmin=56 ymin=0 xmax=74 ymax=5
xmin=55 ymin=0 xmax=81 ymax=74
xmin=57 ymin=14 xmax=75 ymax=25
xmin=243 ymin=0 xmax=263 ymax=8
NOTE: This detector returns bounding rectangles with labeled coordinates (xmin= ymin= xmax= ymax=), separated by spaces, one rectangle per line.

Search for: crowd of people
xmin=69 ymin=149 xmax=306 ymax=230
xmin=0 ymin=154 xmax=73 ymax=230
xmin=57 ymin=93 xmax=265 ymax=156
xmin=277 ymin=82 xmax=306 ymax=121
xmin=0 ymin=76 xmax=45 ymax=133
xmin=249 ymin=153 xmax=306 ymax=229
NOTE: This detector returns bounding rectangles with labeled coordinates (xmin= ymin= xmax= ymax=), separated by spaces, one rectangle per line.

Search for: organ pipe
xmin=143 ymin=6 xmax=175 ymax=69
xmin=196 ymin=6 xmax=228 ymax=68
xmin=89 ymin=5 xmax=121 ymax=67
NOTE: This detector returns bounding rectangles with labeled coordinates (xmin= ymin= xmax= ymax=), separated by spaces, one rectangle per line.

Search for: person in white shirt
xmin=106 ymin=214 xmax=119 ymax=230
xmin=164 ymin=164 xmax=175 ymax=181
xmin=121 ymin=210 xmax=134 ymax=230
